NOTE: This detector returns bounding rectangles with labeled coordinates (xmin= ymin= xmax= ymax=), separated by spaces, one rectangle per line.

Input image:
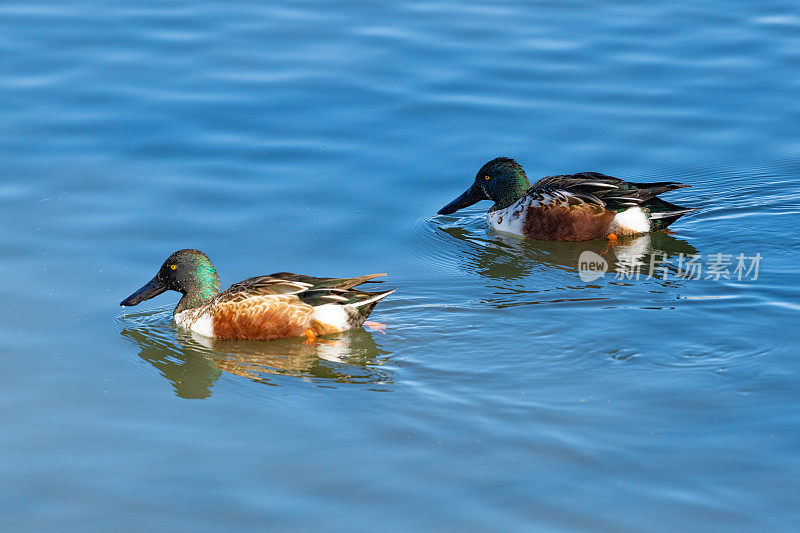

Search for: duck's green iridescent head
xmin=438 ymin=157 xmax=532 ymax=214
xmin=120 ymin=249 xmax=221 ymax=313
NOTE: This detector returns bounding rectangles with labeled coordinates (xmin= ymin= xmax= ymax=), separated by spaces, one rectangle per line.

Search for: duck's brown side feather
xmin=523 ymin=203 xmax=615 ymax=241
xmin=211 ymin=294 xmax=313 ymax=340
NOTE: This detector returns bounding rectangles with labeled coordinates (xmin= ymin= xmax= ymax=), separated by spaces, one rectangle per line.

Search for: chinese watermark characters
xmin=578 ymin=251 xmax=763 ymax=282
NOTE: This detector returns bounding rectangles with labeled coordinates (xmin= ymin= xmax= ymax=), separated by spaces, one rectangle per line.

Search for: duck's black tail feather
xmin=644 ymin=197 xmax=697 ymax=230
xmin=347 ymin=289 xmax=396 ymax=322
xmin=298 ymin=288 xmax=395 ymax=327
xmin=600 ymin=182 xmax=690 ymax=209
xmin=628 ymin=181 xmax=690 ymax=201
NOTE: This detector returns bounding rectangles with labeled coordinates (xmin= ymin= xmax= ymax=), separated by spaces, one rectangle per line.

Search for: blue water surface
xmin=1 ymin=1 xmax=799 ymax=530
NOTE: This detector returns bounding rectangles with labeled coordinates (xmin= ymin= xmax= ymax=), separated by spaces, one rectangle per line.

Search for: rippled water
xmin=2 ymin=1 xmax=799 ymax=530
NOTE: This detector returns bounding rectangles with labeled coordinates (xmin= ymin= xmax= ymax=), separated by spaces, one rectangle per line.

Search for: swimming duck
xmin=438 ymin=157 xmax=694 ymax=241
xmin=119 ymin=249 xmax=394 ymax=341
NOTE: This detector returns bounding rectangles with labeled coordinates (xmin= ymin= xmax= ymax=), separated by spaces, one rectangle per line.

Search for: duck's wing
xmin=264 ymin=272 xmax=386 ymax=290
xmin=221 ymin=273 xmax=387 ymax=301
xmin=222 ymin=275 xmax=309 ymax=300
xmin=531 ymin=172 xmax=691 ymax=212
xmin=296 ymin=287 xmax=394 ymax=307
xmin=227 ymin=277 xmax=394 ymax=314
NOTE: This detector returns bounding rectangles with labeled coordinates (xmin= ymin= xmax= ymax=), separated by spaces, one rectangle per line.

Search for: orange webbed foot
xmin=304 ymin=329 xmax=342 ymax=346
xmin=600 ymin=233 xmax=619 ymax=255
xmin=364 ymin=320 xmax=388 ymax=334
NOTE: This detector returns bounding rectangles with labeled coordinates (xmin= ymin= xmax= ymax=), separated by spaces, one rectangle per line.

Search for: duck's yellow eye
xmin=170 ymin=264 xmax=177 ymax=270
xmin=484 ymin=175 xmax=491 ymax=180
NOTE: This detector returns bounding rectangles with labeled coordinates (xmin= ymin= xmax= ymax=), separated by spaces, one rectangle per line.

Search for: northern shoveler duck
xmin=438 ymin=157 xmax=695 ymax=241
xmin=119 ymin=249 xmax=394 ymax=341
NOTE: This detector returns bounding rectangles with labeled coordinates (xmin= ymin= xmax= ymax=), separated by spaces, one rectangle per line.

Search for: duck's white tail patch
xmin=609 ymin=206 xmax=650 ymax=235
xmin=312 ymin=304 xmax=351 ymax=331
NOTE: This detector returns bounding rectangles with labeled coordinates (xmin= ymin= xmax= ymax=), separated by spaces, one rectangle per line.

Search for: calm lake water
xmin=2 ymin=1 xmax=799 ymax=530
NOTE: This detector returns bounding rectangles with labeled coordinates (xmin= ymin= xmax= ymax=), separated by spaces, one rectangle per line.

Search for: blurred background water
xmin=1 ymin=0 xmax=799 ymax=530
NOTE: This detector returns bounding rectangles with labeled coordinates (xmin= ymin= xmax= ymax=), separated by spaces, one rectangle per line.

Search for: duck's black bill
xmin=120 ymin=275 xmax=167 ymax=306
xmin=437 ymin=185 xmax=485 ymax=215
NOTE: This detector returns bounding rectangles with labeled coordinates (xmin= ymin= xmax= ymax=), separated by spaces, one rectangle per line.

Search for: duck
xmin=438 ymin=157 xmax=695 ymax=241
xmin=119 ymin=249 xmax=394 ymax=341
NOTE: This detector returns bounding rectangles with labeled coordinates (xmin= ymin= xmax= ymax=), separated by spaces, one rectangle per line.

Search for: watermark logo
xmin=577 ymin=251 xmax=763 ymax=282
xmin=578 ymin=250 xmax=608 ymax=282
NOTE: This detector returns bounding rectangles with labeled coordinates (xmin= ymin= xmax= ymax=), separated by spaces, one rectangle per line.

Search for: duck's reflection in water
xmin=435 ymin=221 xmax=698 ymax=309
xmin=120 ymin=324 xmax=393 ymax=398
xmin=437 ymin=224 xmax=698 ymax=281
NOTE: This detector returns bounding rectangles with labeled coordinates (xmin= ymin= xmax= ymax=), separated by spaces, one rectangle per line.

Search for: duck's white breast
xmin=174 ymin=308 xmax=216 ymax=338
xmin=486 ymin=196 xmax=532 ymax=236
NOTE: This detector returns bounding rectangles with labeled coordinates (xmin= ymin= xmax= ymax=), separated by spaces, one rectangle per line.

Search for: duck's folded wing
xmin=259 ymin=272 xmax=386 ymax=290
xmin=223 ymin=275 xmax=310 ymax=299
xmin=532 ymin=172 xmax=689 ymax=211
xmin=224 ymin=272 xmax=388 ymax=300
xmin=295 ymin=287 xmax=393 ymax=307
